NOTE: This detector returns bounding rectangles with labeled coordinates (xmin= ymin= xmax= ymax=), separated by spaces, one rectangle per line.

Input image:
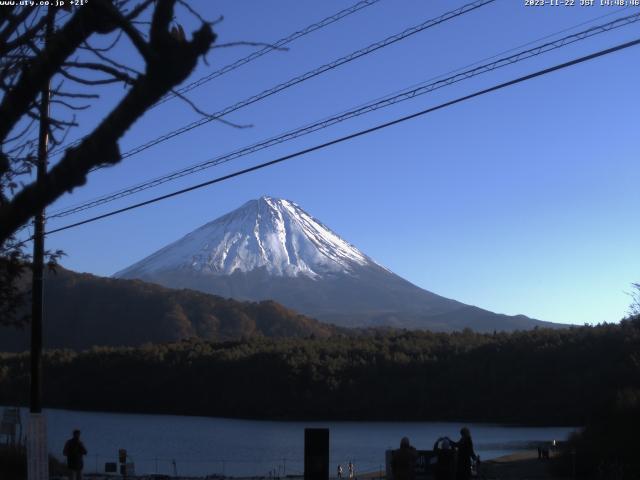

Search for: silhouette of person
xmin=451 ymin=428 xmax=477 ymax=480
xmin=63 ymin=429 xmax=87 ymax=480
xmin=348 ymin=460 xmax=355 ymax=479
xmin=391 ymin=437 xmax=418 ymax=480
xmin=338 ymin=464 xmax=343 ymax=479
xmin=433 ymin=436 xmax=455 ymax=480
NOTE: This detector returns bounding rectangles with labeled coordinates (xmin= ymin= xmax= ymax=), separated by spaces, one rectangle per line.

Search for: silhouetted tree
xmin=629 ymin=282 xmax=640 ymax=317
xmin=0 ymin=0 xmax=217 ymax=323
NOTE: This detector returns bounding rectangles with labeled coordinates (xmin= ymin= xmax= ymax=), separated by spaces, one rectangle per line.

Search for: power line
xmin=66 ymin=0 xmax=496 ymax=169
xmin=359 ymin=4 xmax=633 ymax=108
xmin=46 ymin=10 xmax=640 ymax=220
xmin=156 ymin=0 xmax=383 ymax=106
xmin=47 ymin=0 xmax=383 ymax=157
xmin=41 ymin=36 xmax=640 ymax=238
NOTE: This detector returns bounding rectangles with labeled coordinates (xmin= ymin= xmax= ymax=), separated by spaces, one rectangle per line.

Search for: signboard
xmin=304 ymin=428 xmax=329 ymax=480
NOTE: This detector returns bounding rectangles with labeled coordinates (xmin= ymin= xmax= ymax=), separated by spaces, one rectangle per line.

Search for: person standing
xmin=433 ymin=437 xmax=455 ymax=480
xmin=338 ymin=464 xmax=344 ymax=479
xmin=348 ymin=460 xmax=355 ymax=480
xmin=391 ymin=437 xmax=418 ymax=480
xmin=451 ymin=427 xmax=477 ymax=480
xmin=63 ymin=429 xmax=88 ymax=480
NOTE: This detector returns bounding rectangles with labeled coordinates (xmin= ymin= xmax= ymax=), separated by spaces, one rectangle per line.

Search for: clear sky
xmin=31 ymin=0 xmax=640 ymax=326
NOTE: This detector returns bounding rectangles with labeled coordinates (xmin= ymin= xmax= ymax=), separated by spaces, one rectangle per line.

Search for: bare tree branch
xmin=5 ymin=117 xmax=37 ymax=144
xmin=52 ymin=90 xmax=100 ymax=99
xmin=79 ymin=30 xmax=124 ymax=53
xmin=81 ymin=41 xmax=142 ymax=76
xmin=63 ymin=61 xmax=136 ymax=84
xmin=0 ymin=12 xmax=49 ymax=56
xmin=1 ymin=2 xmax=220 ymax=325
xmin=50 ymin=99 xmax=91 ymax=111
xmin=170 ymin=88 xmax=252 ymax=129
xmin=101 ymin=4 xmax=154 ymax=62
xmin=0 ymin=1 xmax=115 ymax=144
xmin=213 ymin=41 xmax=288 ymax=51
xmin=0 ymin=7 xmax=35 ymax=46
xmin=0 ymin=0 xmax=216 ymax=244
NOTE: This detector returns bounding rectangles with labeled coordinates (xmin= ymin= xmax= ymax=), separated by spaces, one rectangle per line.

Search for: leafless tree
xmin=629 ymin=283 xmax=640 ymax=318
xmin=0 ymin=0 xmax=217 ymax=322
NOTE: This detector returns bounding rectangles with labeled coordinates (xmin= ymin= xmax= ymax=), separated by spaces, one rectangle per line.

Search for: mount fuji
xmin=115 ymin=196 xmax=556 ymax=331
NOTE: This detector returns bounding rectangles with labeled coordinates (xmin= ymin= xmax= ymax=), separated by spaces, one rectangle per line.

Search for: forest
xmin=0 ymin=267 xmax=336 ymax=352
xmin=1 ymin=317 xmax=639 ymax=426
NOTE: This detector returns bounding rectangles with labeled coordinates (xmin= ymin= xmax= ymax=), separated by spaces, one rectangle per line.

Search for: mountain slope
xmin=115 ymin=196 xmax=376 ymax=279
xmin=0 ymin=267 xmax=335 ymax=352
xmin=116 ymin=196 xmax=558 ymax=332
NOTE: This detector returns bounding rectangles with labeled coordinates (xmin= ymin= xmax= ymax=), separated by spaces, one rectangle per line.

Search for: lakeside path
xmin=357 ymin=450 xmax=571 ymax=480
xmin=480 ymin=450 xmax=570 ymax=480
xmin=79 ymin=451 xmax=571 ymax=480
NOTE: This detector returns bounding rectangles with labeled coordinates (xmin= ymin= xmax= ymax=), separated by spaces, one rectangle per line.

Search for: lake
xmin=8 ymin=407 xmax=577 ymax=477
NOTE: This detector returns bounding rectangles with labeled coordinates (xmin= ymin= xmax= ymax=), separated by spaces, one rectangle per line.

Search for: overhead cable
xmin=47 ymin=10 xmax=640 ymax=220
xmin=47 ymin=0 xmax=384 ymax=157
xmin=52 ymin=0 xmax=496 ymax=166
xmin=41 ymin=36 xmax=640 ymax=237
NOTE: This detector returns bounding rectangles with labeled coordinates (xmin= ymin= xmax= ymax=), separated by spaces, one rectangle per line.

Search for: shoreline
xmin=3 ymin=406 xmax=576 ymax=479
xmin=0 ymin=404 xmax=582 ymax=427
xmin=481 ymin=450 xmax=569 ymax=479
xmin=358 ymin=451 xmax=569 ymax=480
xmin=6 ymin=446 xmax=571 ymax=480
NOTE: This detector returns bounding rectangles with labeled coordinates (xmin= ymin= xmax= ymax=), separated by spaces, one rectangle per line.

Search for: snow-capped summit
xmin=115 ymin=196 xmax=376 ymax=279
xmin=116 ymin=196 xmax=555 ymax=332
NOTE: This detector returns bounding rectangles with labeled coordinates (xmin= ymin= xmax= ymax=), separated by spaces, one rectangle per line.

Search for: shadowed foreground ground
xmin=480 ymin=451 xmax=569 ymax=480
xmin=1 ymin=447 xmax=571 ymax=480
xmin=359 ymin=451 xmax=570 ymax=480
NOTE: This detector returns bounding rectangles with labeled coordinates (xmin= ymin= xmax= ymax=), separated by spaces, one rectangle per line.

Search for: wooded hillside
xmin=0 ymin=268 xmax=335 ymax=352
xmin=1 ymin=318 xmax=638 ymax=424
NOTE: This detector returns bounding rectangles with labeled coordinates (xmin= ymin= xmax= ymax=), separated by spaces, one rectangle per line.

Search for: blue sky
xmin=32 ymin=0 xmax=640 ymax=325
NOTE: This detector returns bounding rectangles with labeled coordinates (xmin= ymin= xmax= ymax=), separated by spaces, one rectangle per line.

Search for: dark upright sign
xmin=304 ymin=428 xmax=329 ymax=480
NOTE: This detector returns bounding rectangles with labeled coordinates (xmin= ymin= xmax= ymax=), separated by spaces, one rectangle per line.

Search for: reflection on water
xmin=10 ymin=407 xmax=577 ymax=477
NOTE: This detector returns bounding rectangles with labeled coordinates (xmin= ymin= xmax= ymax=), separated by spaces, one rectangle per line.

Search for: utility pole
xmin=27 ymin=7 xmax=54 ymax=480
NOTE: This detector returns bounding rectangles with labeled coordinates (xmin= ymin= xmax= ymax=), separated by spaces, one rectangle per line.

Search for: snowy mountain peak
xmin=115 ymin=196 xmax=376 ymax=279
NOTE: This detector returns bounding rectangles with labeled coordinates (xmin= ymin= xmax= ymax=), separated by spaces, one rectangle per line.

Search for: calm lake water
xmin=9 ymin=407 xmax=577 ymax=477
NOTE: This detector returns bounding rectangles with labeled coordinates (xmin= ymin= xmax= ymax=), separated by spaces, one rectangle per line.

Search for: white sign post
xmin=27 ymin=413 xmax=49 ymax=480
